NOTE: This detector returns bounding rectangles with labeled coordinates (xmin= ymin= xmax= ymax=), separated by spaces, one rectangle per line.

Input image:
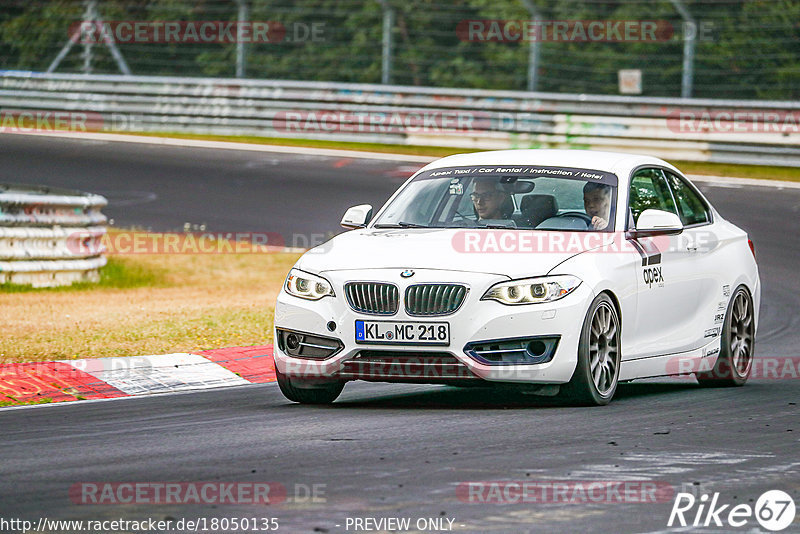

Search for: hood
xmin=296 ymin=228 xmax=614 ymax=279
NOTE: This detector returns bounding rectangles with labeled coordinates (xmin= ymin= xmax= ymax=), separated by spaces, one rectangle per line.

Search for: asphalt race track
xmin=1 ymin=134 xmax=799 ymax=533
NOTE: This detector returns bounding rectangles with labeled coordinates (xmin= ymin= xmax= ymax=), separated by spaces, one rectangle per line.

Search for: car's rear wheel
xmin=696 ymin=286 xmax=754 ymax=387
xmin=275 ymin=365 xmax=345 ymax=404
xmin=559 ymin=293 xmax=621 ymax=406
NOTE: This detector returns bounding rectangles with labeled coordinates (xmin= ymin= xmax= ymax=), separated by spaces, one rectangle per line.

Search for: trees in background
xmin=0 ymin=0 xmax=797 ymax=100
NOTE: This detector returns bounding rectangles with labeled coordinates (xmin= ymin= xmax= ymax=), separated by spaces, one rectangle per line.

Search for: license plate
xmin=355 ymin=320 xmax=450 ymax=345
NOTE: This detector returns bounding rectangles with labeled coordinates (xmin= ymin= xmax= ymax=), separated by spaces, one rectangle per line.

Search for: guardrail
xmin=0 ymin=183 xmax=107 ymax=287
xmin=1 ymin=71 xmax=799 ymax=167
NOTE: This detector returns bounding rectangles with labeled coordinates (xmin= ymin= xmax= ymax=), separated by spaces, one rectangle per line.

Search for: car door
xmin=663 ymin=170 xmax=722 ymax=349
xmin=625 ymin=167 xmax=704 ymax=358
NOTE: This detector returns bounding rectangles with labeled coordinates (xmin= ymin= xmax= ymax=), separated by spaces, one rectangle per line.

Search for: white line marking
xmin=689 ymin=174 xmax=800 ymax=190
xmin=698 ymin=182 xmax=743 ymax=189
xmin=1 ymin=130 xmax=437 ymax=163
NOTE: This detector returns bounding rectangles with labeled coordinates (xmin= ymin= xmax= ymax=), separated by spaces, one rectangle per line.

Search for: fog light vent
xmin=277 ymin=328 xmax=343 ymax=360
xmin=464 ymin=336 xmax=560 ymax=365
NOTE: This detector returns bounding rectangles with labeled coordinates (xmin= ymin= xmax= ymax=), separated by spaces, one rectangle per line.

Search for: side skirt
xmin=619 ymin=338 xmax=722 ymax=381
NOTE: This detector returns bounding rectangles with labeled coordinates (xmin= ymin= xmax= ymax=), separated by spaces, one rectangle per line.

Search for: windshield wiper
xmin=374 ymin=221 xmax=428 ymax=228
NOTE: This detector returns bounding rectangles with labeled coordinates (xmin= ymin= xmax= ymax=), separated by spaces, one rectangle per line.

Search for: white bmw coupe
xmin=273 ymin=150 xmax=760 ymax=405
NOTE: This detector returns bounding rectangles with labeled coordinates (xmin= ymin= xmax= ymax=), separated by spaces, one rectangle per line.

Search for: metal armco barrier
xmin=1 ymin=71 xmax=799 ymax=167
xmin=0 ymin=183 xmax=107 ymax=287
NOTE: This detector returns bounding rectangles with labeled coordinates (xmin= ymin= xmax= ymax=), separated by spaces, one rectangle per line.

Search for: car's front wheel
xmin=696 ymin=286 xmax=754 ymax=387
xmin=559 ymin=293 xmax=621 ymax=406
xmin=275 ymin=365 xmax=345 ymax=404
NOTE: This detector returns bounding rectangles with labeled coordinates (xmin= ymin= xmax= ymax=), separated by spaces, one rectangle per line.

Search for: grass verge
xmin=0 ymin=397 xmax=54 ymax=408
xmin=0 ymin=245 xmax=300 ymax=362
xmin=0 ymin=257 xmax=168 ymax=293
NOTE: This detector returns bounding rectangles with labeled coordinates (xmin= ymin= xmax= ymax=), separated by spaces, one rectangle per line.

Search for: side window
xmin=665 ymin=172 xmax=710 ymax=226
xmin=628 ymin=168 xmax=677 ymax=225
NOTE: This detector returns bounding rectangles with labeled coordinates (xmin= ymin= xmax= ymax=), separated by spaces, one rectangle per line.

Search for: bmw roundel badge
xmin=400 ymin=269 xmax=415 ymax=278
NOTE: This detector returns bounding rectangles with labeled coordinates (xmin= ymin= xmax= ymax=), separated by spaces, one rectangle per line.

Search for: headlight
xmin=482 ymin=275 xmax=581 ymax=305
xmin=285 ymin=269 xmax=334 ymax=300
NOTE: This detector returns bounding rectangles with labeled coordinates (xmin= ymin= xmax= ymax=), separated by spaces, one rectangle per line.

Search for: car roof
xmin=418 ymin=149 xmax=683 ymax=185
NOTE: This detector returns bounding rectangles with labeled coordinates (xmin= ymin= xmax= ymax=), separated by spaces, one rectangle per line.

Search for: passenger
xmin=470 ymin=180 xmax=513 ymax=221
xmin=583 ymin=182 xmax=612 ymax=230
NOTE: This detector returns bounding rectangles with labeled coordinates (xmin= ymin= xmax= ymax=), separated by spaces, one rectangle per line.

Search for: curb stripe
xmin=0 ymin=345 xmax=275 ymax=408
xmin=197 ymin=345 xmax=276 ymax=383
xmin=0 ymin=362 xmax=128 ymax=405
xmin=62 ymin=353 xmax=250 ymax=396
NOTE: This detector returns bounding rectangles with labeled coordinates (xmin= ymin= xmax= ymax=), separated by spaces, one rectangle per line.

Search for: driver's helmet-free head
xmin=471 ymin=178 xmax=514 ymax=219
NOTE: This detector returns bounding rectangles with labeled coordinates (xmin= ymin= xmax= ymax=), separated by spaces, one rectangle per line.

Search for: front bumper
xmin=273 ymin=269 xmax=594 ymax=385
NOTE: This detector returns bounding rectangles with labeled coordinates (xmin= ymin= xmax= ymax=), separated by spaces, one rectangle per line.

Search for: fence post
xmin=81 ymin=0 xmax=96 ymax=74
xmin=236 ymin=0 xmax=249 ymax=78
xmin=670 ymin=0 xmax=696 ymax=98
xmin=520 ymin=0 xmax=542 ymax=92
xmin=378 ymin=0 xmax=394 ymax=84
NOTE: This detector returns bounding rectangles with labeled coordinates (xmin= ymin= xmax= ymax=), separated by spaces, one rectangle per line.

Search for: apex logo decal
xmin=632 ymin=237 xmax=663 ymax=288
xmin=643 ymin=266 xmax=664 ymax=288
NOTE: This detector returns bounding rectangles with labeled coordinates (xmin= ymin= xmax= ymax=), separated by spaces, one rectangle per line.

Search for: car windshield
xmin=372 ymin=164 xmax=618 ymax=231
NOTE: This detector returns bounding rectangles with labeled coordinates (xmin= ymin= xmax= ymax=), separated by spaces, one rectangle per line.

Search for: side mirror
xmin=340 ymin=204 xmax=373 ymax=229
xmin=630 ymin=209 xmax=683 ymax=237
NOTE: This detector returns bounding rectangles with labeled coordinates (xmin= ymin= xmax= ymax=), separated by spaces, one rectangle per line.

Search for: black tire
xmin=559 ymin=293 xmax=621 ymax=406
xmin=697 ymin=286 xmax=754 ymax=387
xmin=275 ymin=365 xmax=345 ymax=404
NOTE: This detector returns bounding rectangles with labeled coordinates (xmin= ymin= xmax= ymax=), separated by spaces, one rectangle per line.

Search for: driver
xmin=583 ymin=182 xmax=612 ymax=230
xmin=471 ymin=179 xmax=512 ymax=221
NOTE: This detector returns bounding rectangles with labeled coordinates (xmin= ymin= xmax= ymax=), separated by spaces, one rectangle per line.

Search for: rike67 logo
xmin=669 ymin=490 xmax=796 ymax=531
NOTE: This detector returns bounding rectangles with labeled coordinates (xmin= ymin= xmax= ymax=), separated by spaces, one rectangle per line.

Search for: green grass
xmin=1 ymin=250 xmax=297 ymax=361
xmin=0 ymin=257 xmax=168 ymax=293
xmin=670 ymin=160 xmax=800 ymax=182
xmin=94 ymin=256 xmax=169 ymax=288
xmin=125 ymin=131 xmax=800 ymax=182
xmin=0 ymin=397 xmax=54 ymax=408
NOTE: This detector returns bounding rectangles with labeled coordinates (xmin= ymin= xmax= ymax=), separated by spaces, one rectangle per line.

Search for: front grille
xmin=338 ymin=351 xmax=478 ymax=382
xmin=345 ymin=282 xmax=399 ymax=315
xmin=405 ymin=284 xmax=468 ymax=316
